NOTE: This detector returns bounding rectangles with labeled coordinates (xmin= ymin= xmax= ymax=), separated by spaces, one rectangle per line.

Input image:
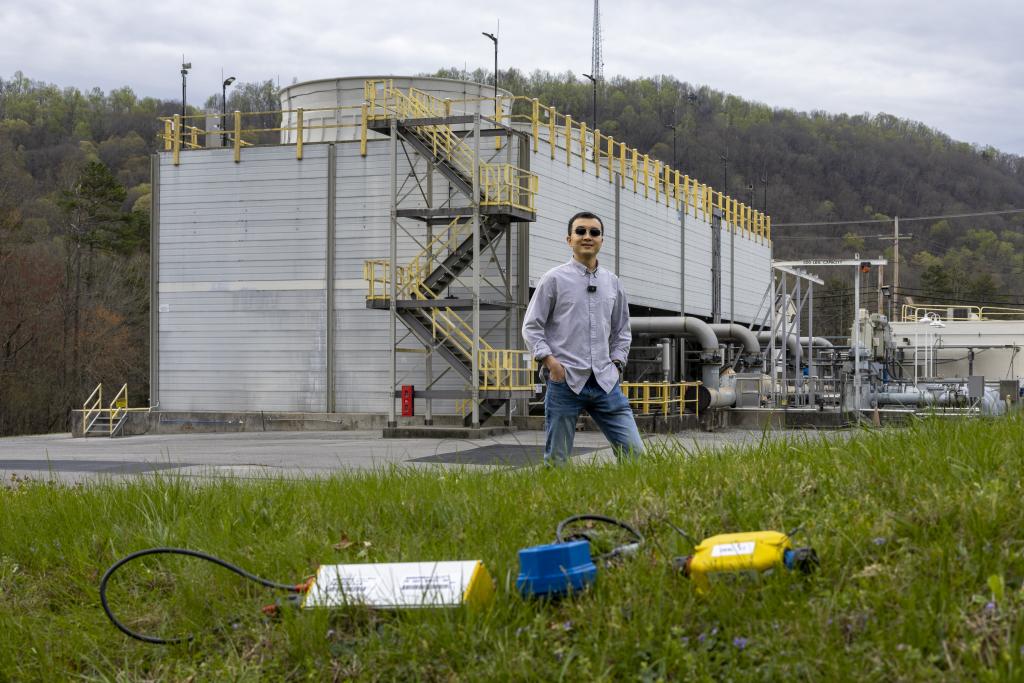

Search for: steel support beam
xmin=326 ymin=144 xmax=337 ymax=412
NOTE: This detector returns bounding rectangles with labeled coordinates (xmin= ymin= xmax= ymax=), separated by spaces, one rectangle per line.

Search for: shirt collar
xmin=568 ymin=257 xmax=599 ymax=275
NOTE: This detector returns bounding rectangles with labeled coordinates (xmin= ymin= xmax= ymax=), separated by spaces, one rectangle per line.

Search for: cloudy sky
xmin=3 ymin=0 xmax=1023 ymax=155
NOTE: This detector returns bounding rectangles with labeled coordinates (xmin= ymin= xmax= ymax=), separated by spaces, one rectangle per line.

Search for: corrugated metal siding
xmin=159 ymin=146 xmax=329 ymax=411
xmin=157 ymin=132 xmax=770 ymax=413
xmin=528 ymin=149 xmax=771 ymax=323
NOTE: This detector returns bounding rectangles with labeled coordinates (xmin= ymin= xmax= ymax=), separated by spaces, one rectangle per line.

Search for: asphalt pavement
xmin=0 ymin=428 xmax=816 ymax=484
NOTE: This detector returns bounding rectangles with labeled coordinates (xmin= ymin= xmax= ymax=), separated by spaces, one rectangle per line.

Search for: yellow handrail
xmin=109 ymin=384 xmax=128 ymax=435
xmin=900 ymin=303 xmax=1024 ymax=322
xmin=364 ymin=80 xmax=537 ymax=213
xmin=621 ymin=381 xmax=702 ymax=417
xmin=82 ymin=383 xmax=103 ymax=433
xmin=159 ymin=81 xmax=769 ymax=242
xmin=364 ymin=257 xmax=538 ymax=391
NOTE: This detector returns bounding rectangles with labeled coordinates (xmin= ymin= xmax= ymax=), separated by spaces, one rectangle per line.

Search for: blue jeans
xmin=544 ymin=374 xmax=644 ymax=465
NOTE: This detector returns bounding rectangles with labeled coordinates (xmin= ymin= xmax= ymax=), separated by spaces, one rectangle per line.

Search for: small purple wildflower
xmin=872 ymin=537 xmax=887 ymax=546
xmin=984 ymin=601 xmax=997 ymax=613
xmin=732 ymin=637 xmax=748 ymax=650
xmin=697 ymin=632 xmax=707 ymax=644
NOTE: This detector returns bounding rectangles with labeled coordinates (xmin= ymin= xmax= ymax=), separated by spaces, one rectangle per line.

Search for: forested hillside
xmin=2 ymin=69 xmax=1023 ymax=435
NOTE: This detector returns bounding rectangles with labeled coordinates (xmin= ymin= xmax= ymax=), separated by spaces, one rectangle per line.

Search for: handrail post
xmin=296 ymin=108 xmax=304 ymax=160
xmin=580 ymin=122 xmax=587 ymax=173
xmin=531 ymin=98 xmax=539 ymax=151
xmin=549 ymin=106 xmax=556 ymax=160
xmin=643 ymin=155 xmax=650 ymax=199
xmin=607 ymin=135 xmax=614 ymax=182
xmin=163 ymin=120 xmax=172 ymax=151
xmin=593 ymin=129 xmax=601 ymax=178
xmin=172 ymin=115 xmax=181 ymax=165
xmin=564 ymin=115 xmax=572 ymax=166
xmin=619 ymin=142 xmax=626 ymax=187
xmin=233 ymin=111 xmax=242 ymax=163
xmin=632 ymin=148 xmax=639 ymax=193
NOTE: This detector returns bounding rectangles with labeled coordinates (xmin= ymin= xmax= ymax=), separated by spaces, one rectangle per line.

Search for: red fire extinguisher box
xmin=401 ymin=385 xmax=415 ymax=417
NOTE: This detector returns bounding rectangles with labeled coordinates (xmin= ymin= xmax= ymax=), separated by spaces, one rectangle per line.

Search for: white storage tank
xmin=278 ymin=76 xmax=513 ymax=143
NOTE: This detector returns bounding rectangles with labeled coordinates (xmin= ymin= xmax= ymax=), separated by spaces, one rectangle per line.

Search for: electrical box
xmin=302 ymin=560 xmax=494 ymax=610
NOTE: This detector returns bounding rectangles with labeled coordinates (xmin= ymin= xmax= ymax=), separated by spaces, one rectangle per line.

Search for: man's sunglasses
xmin=573 ymin=227 xmax=603 ymax=237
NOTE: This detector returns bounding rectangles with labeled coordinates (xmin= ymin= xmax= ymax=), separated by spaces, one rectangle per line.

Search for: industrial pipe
xmin=631 ymin=317 xmax=720 ymax=389
xmin=683 ymin=371 xmax=738 ymax=412
xmin=756 ymin=330 xmax=803 ymax=366
xmin=871 ymin=385 xmax=1006 ymax=416
xmin=708 ymin=324 xmax=760 ymax=355
xmin=709 ymin=323 xmax=762 ymax=367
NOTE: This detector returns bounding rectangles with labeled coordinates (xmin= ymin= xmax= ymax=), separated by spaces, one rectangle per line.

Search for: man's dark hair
xmin=567 ymin=211 xmax=604 ymax=235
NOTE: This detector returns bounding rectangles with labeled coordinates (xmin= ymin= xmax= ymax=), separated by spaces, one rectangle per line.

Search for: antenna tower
xmin=591 ymin=0 xmax=603 ymax=82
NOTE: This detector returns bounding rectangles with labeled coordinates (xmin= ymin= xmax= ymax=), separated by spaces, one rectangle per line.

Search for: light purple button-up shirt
xmin=522 ymin=257 xmax=632 ymax=394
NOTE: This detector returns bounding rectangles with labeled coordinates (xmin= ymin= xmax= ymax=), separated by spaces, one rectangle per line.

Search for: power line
xmin=774 ymin=207 xmax=1024 ymax=228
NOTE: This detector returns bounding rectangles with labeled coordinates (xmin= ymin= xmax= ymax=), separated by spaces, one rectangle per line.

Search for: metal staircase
xmin=362 ymin=80 xmax=538 ymax=428
xmin=80 ymin=383 xmax=131 ymax=437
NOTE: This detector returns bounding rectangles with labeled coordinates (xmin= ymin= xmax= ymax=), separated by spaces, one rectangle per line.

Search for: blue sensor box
xmin=515 ymin=540 xmax=597 ymax=597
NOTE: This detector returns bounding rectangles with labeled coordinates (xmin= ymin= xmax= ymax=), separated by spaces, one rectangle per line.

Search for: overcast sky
xmin=3 ymin=0 xmax=1023 ymax=155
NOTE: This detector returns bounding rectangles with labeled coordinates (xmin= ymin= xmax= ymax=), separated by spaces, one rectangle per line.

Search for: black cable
xmin=99 ymin=547 xmax=303 ymax=645
xmin=555 ymin=514 xmax=644 ymax=561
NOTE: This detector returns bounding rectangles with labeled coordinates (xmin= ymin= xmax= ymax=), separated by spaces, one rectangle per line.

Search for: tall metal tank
xmin=278 ymin=76 xmax=513 ymax=143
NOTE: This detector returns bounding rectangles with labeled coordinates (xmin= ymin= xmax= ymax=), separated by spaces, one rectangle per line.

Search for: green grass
xmin=2 ymin=417 xmax=1024 ymax=681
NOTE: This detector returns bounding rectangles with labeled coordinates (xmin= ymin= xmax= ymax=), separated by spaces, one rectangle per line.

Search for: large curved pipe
xmin=631 ymin=316 xmax=720 ymax=389
xmin=709 ymin=324 xmax=760 ymax=355
xmin=631 ymin=317 xmax=718 ymax=349
xmin=756 ymin=330 xmax=803 ymax=365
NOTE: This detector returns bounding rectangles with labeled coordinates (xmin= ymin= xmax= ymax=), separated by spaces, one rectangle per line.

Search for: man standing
xmin=522 ymin=211 xmax=644 ymax=465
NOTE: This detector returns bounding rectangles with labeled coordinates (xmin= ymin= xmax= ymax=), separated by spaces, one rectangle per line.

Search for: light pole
xmin=664 ymin=123 xmax=677 ymax=168
xmin=582 ymin=73 xmax=597 ymax=129
xmin=221 ymin=76 xmax=235 ymax=147
xmin=180 ymin=61 xmax=191 ymax=121
xmin=482 ymin=31 xmax=498 ymax=106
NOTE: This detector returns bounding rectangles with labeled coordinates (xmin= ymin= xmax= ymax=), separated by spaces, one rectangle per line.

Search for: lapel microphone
xmin=587 ymin=285 xmax=597 ymax=293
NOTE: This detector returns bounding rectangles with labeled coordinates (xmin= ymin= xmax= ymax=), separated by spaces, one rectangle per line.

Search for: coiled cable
xmin=99 ymin=547 xmax=305 ymax=645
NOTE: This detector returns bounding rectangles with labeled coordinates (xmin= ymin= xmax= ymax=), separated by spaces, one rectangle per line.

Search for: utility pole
xmin=877 ymin=217 xmax=912 ymax=319
xmin=893 ymin=216 xmax=899 ymax=310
